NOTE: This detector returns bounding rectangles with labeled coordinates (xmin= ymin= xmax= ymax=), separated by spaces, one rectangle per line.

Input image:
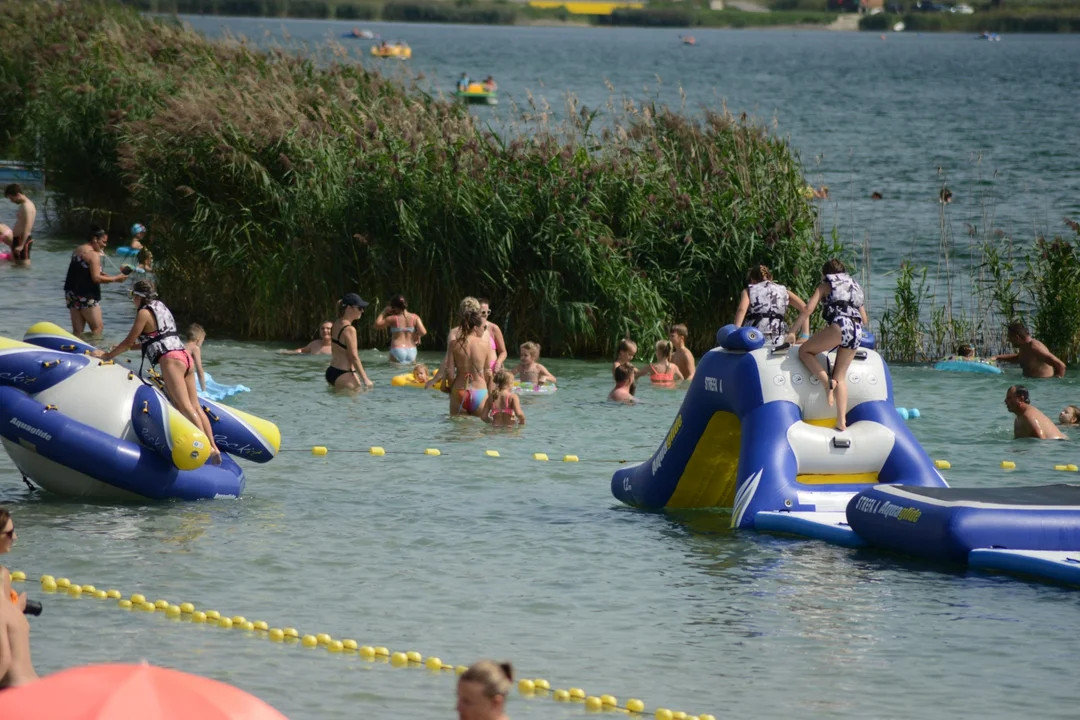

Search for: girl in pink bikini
xmin=95 ymin=280 xmax=221 ymax=464
xmin=648 ymin=340 xmax=684 ymax=385
xmin=480 ymin=370 xmax=525 ymax=427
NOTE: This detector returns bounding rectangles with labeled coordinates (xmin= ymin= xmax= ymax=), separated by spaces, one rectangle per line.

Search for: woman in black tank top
xmin=64 ymin=226 xmax=129 ymax=336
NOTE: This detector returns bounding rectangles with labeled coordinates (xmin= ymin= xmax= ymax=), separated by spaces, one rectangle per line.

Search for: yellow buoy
xmin=656 ymin=710 xmax=674 ymax=720
xmin=231 ymin=616 xmax=247 ymax=626
xmin=154 ymin=599 xmax=169 ymax=609
xmin=519 ymin=679 xmax=536 ymax=694
xmin=106 ymin=589 xmax=121 ymax=599
xmin=241 ymin=621 xmax=255 ymax=631
xmin=699 ymin=715 xmax=717 ymax=720
xmin=41 ymin=578 xmax=57 ymax=592
xmin=10 ymin=570 xmax=24 ymax=582
xmin=81 ymin=584 xmax=97 ymax=594
xmin=425 ymin=448 xmax=441 ymax=456
xmin=360 ymin=646 xmax=376 ymax=659
xmin=554 ymin=689 xmax=571 ymax=701
xmin=191 ymin=611 xmax=207 ymax=623
xmin=602 ymin=694 xmax=618 ymax=707
xmin=425 ymin=656 xmax=443 ymax=670
xmin=166 ymin=605 xmax=181 ymax=617
xmin=533 ymin=453 xmax=549 ymax=461
xmin=672 ymin=712 xmax=687 ymax=720
xmin=253 ymin=620 xmax=269 ymax=631
xmin=1055 ymin=464 xmax=1068 ymax=471
xmin=316 ymin=633 xmax=332 ymax=645
xmin=130 ymin=593 xmax=145 ymax=604
xmin=39 ymin=575 xmax=55 ymax=585
xmin=455 ymin=665 xmax=469 ymax=675
xmin=68 ymin=585 xmax=83 ymax=597
xmin=328 ymin=640 xmax=344 ymax=653
xmin=369 ymin=446 xmax=386 ymax=456
xmin=390 ymin=652 xmax=408 ymax=666
xmin=284 ymin=627 xmax=299 ymax=638
xmin=534 ymin=679 xmax=550 ymax=690
xmin=1068 ymin=464 xmax=1079 ymax=472
xmin=218 ymin=617 xmax=234 ymax=629
xmin=180 ymin=602 xmax=195 ymax=614
xmin=343 ymin=639 xmax=358 ymax=651
xmin=627 ymin=698 xmax=646 ymax=713
xmin=585 ymin=696 xmax=604 ymax=712
xmin=485 ymin=450 xmax=500 ymax=458
xmin=118 ymin=599 xmax=133 ymax=609
xmin=405 ymin=651 xmax=422 ymax=663
xmin=1001 ymin=460 xmax=1016 ymax=470
xmin=301 ymin=635 xmax=318 ymax=648
xmin=139 ymin=601 xmax=155 ymax=612
xmin=94 ymin=590 xmax=108 ymax=600
xmin=934 ymin=459 xmax=951 ymax=470
xmin=205 ymin=610 xmax=221 ymax=621
xmin=569 ymin=688 xmax=586 ymax=699
xmin=374 ymin=646 xmax=390 ymax=657
xmin=269 ymin=628 xmax=285 ymax=642
xmin=563 ymin=454 xmax=579 ymax=462
xmin=56 ymin=578 xmax=71 ymax=589
xmin=312 ymin=446 xmax=328 ymax=456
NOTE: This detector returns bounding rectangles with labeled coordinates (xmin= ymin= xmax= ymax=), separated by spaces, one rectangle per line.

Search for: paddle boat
xmin=371 ymin=42 xmax=411 ymax=59
xmin=455 ymin=82 xmax=498 ymax=106
xmin=0 ymin=323 xmax=280 ymax=501
xmin=343 ymin=28 xmax=377 ymax=39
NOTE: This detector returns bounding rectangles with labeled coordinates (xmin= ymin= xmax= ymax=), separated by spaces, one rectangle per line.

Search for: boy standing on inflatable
xmin=794 ymin=259 xmax=869 ymax=431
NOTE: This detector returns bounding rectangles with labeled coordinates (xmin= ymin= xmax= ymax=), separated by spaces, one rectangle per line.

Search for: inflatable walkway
xmin=0 ymin=324 xmax=280 ymax=501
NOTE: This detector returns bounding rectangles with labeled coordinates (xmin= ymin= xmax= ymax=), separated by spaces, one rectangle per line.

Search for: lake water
xmin=3 ymin=17 xmax=1080 ymax=720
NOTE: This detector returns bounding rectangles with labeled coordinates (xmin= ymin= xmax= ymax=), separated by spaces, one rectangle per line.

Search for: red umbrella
xmin=0 ymin=663 xmax=288 ymax=719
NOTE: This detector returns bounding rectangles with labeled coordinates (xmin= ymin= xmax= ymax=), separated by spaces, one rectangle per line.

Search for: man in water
xmin=5 ymin=184 xmax=36 ymax=267
xmin=1005 ymin=385 xmax=1065 ymax=440
xmin=992 ymin=321 xmax=1066 ymax=378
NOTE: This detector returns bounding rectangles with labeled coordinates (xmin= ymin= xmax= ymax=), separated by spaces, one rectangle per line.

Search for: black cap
xmin=341 ymin=292 xmax=369 ymax=308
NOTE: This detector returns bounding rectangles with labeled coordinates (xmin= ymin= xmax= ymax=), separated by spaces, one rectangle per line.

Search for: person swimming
xmin=411 ymin=363 xmax=430 ymax=384
xmin=733 ymin=263 xmax=808 ymax=345
xmin=457 ymin=660 xmax=513 ymax=720
xmin=608 ymin=362 xmax=638 ymax=405
xmin=375 ymin=294 xmax=427 ymax=363
xmin=281 ymin=321 xmax=334 ymax=355
xmin=513 ymin=341 xmax=556 ymax=385
xmin=1059 ymin=405 xmax=1080 ymax=425
xmin=794 ymin=259 xmax=869 ymax=432
xmin=480 ymin=370 xmax=525 ymax=427
xmin=991 ymin=321 xmax=1066 ymax=379
xmin=648 ymin=340 xmax=684 ymax=385
xmin=326 ymin=293 xmax=374 ymax=389
xmin=612 ymin=338 xmax=646 ymax=378
xmin=1006 ymin=385 xmax=1066 ymax=440
xmin=449 ymin=304 xmax=495 ymax=417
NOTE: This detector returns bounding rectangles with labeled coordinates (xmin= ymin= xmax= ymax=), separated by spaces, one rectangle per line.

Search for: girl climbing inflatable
xmin=733 ymin=264 xmax=808 ymax=345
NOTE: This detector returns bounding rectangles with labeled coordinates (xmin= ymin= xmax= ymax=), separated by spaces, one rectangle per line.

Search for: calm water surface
xmin=3 ymin=19 xmax=1080 ymax=720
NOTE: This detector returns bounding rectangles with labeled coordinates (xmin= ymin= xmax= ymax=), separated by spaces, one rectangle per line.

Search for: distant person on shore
xmin=5 ymin=184 xmax=36 ymax=267
xmin=448 ymin=304 xmax=495 ymax=417
xmin=184 ymin=324 xmax=208 ymax=393
xmin=479 ymin=299 xmax=507 ymax=371
xmin=811 ymin=186 xmax=829 ymax=200
xmin=480 ymin=370 xmax=525 ymax=427
xmin=457 ymin=72 xmax=470 ymax=92
xmin=648 ymin=340 xmax=684 ymax=385
xmin=609 ymin=363 xmax=638 ymax=405
xmin=992 ymin=321 xmax=1065 ymax=378
xmin=374 ymin=294 xmax=427 ymax=364
xmin=669 ymin=325 xmax=695 ymax=380
xmin=64 ymin=226 xmax=130 ymax=336
xmin=733 ymin=264 xmax=808 ymax=345
xmin=95 ymin=280 xmax=222 ymax=464
xmin=795 ymin=259 xmax=869 ymax=431
xmin=457 ymin=660 xmax=512 ymax=720
xmin=1005 ymin=385 xmax=1066 ymax=440
xmin=512 ymin=342 xmax=555 ymax=386
xmin=326 ymin=293 xmax=374 ymax=390
xmin=129 ymin=223 xmax=147 ymax=251
xmin=1058 ymin=404 xmax=1080 ymax=425
xmin=281 ymin=321 xmax=334 ymax=355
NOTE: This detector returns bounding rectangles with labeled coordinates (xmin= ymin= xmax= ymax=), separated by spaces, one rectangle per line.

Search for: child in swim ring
xmin=608 ymin=363 xmax=638 ymax=405
xmin=481 ymin=370 xmax=525 ymax=427
xmin=185 ymin=324 xmax=209 ymax=393
xmin=412 ymin=363 xmax=430 ymax=384
xmin=648 ymin=340 xmax=683 ymax=385
xmin=513 ymin=342 xmax=556 ymax=386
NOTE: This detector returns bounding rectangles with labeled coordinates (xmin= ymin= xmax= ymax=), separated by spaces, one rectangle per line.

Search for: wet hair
xmin=669 ymin=324 xmax=688 ymax=339
xmin=390 ymin=294 xmax=407 ymax=311
xmin=617 ymin=338 xmax=637 ymax=358
xmin=655 ymin=339 xmax=673 ymax=362
xmin=490 ymin=369 xmax=514 ymax=406
xmin=822 ymin=259 xmax=846 ymax=276
xmin=1007 ymin=320 xmax=1030 ymax=339
xmin=187 ymin=324 xmax=206 ymax=343
xmin=746 ymin=264 xmax=773 ymax=285
xmin=1010 ymin=385 xmax=1030 ymax=404
xmin=955 ymin=343 xmax=974 ymax=357
xmin=459 ymin=660 xmax=513 ymax=699
xmin=1062 ymin=405 xmax=1080 ymax=424
xmin=131 ymin=279 xmax=157 ymax=300
xmin=459 ymin=296 xmax=480 ymax=315
xmin=456 ymin=309 xmax=484 ymax=349
xmin=5 ymin=183 xmax=22 ymax=198
xmin=520 ymin=341 xmax=540 ymax=358
xmin=0 ymin=507 xmax=10 ymax=533
xmin=614 ymin=362 xmax=635 ymax=386
xmin=90 ymin=224 xmax=107 ymax=240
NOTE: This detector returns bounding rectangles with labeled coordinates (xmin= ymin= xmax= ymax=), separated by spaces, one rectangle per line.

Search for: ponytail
xmin=747 ymin=263 xmax=772 ymax=285
xmin=490 ymin=369 xmax=513 ymax=407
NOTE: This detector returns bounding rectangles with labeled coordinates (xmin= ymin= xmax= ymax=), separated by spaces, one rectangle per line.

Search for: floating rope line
xmin=278 ymin=446 xmax=632 ymax=464
xmin=10 ymin=572 xmax=714 ymax=720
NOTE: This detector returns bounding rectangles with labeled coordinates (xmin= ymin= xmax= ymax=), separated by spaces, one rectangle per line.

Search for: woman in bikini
xmin=448 ymin=305 xmax=495 ymax=417
xmin=480 ymin=370 xmax=525 ymax=427
xmin=478 ymin=298 xmax=507 ymax=371
xmin=795 ymin=259 xmax=869 ymax=431
xmin=374 ymin=294 xmax=427 ymax=364
xmin=326 ymin=293 xmax=374 ymax=390
xmin=95 ymin=280 xmax=221 ymax=464
xmin=648 ymin=340 xmax=684 ymax=386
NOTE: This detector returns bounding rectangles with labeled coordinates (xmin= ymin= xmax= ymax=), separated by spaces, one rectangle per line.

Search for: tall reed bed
xmin=4 ymin=0 xmax=835 ymax=355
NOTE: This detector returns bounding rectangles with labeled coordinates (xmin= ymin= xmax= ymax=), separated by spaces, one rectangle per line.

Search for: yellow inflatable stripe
xmin=221 ymin=405 xmax=282 ymax=455
xmin=802 ymin=417 xmax=837 ymax=428
xmin=666 ymin=411 xmax=742 ymax=509
xmin=0 ymin=336 xmax=42 ymax=351
xmin=25 ymin=321 xmax=81 ymax=341
xmin=166 ymin=404 xmax=211 ymax=471
xmin=796 ymin=472 xmax=879 ymax=486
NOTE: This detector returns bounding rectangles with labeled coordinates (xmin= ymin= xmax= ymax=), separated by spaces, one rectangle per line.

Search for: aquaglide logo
xmin=9 ymin=417 xmax=53 ymax=442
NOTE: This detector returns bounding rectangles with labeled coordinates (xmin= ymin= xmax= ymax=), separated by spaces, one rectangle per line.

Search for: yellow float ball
xmin=180 ymin=603 xmax=195 ymax=614
xmin=205 ymin=610 xmax=221 ymax=621
xmin=656 ymin=709 xmax=674 ymax=720
xmin=534 ymin=679 xmax=550 ymax=691
xmin=627 ymin=698 xmax=646 ymax=713
xmin=140 ymin=602 xmax=155 ymax=612
xmin=106 ymin=589 xmax=121 ymax=599
xmin=269 ymin=628 xmax=285 ymax=642
xmin=359 ymin=646 xmax=376 ymax=659
xmin=231 ymin=616 xmax=247 ymax=626
xmin=405 ymin=651 xmax=422 ymax=663
xmin=56 ymin=578 xmax=71 ymax=589
xmin=191 ymin=611 xmax=207 ymax=623
xmin=316 ymin=633 xmax=332 ymax=646
xmin=118 ymin=599 xmax=133 ymax=609
xmin=553 ymin=690 xmax=571 ymax=702
xmin=166 ymin=605 xmax=181 ymax=617
xmin=10 ymin=571 xmax=25 ymax=582
xmin=40 ymin=575 xmax=55 ymax=585
xmin=425 ymin=656 xmax=442 ymax=670
xmin=301 ymin=635 xmax=318 ymax=648
xmin=81 ymin=584 xmax=96 ymax=594
xmin=390 ymin=652 xmax=408 ymax=667
xmin=130 ymin=593 xmax=145 ymax=604
xmin=569 ymin=688 xmax=586 ymax=700
xmin=241 ymin=621 xmax=255 ymax=631
xmin=68 ymin=585 xmax=83 ymax=597
xmin=672 ymin=712 xmax=687 ymax=720
xmin=518 ymin=679 xmax=536 ymax=694
xmin=602 ymin=695 xmax=618 ymax=707
xmin=374 ymin=646 xmax=390 ymax=657
xmin=41 ymin=578 xmax=57 ymax=592
xmin=343 ymin=639 xmax=358 ymax=651
xmin=699 ymin=714 xmax=716 ymax=720
xmin=218 ymin=617 xmax=234 ymax=629
xmin=328 ymin=640 xmax=344 ymax=653
xmin=455 ymin=665 xmax=469 ymax=676
xmin=253 ymin=621 xmax=269 ymax=631
xmin=585 ymin=696 xmax=603 ymax=712
xmin=283 ymin=628 xmax=299 ymax=638
xmin=94 ymin=590 xmax=108 ymax=600
xmin=154 ymin=599 xmax=169 ymax=609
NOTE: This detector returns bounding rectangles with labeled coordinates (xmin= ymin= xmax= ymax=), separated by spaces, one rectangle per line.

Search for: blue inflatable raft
xmin=933 ymin=358 xmax=1002 ymax=375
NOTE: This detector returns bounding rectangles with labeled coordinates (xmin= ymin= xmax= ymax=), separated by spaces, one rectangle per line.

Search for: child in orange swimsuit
xmin=648 ymin=340 xmax=684 ymax=385
xmin=481 ymin=370 xmax=525 ymax=427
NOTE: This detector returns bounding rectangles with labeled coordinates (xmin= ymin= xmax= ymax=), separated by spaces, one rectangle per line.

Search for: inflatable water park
xmin=612 ymin=325 xmax=1080 ymax=587
xmin=0 ymin=323 xmax=279 ymax=501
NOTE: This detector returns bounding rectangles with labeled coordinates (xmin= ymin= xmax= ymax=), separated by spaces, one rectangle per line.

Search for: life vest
xmin=745 ymin=281 xmax=789 ymax=341
xmin=822 ymin=273 xmax=864 ymax=325
xmin=138 ymin=300 xmax=186 ymax=366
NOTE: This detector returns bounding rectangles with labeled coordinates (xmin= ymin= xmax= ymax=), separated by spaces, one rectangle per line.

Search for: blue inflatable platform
xmin=612 ymin=326 xmax=947 ymax=542
xmin=933 ymin=358 xmax=1002 ymax=375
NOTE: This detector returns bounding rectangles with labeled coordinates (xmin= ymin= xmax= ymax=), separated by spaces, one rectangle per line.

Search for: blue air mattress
xmin=933 ymin=359 xmax=1002 ymax=374
xmin=847 ymin=484 xmax=1080 ymax=563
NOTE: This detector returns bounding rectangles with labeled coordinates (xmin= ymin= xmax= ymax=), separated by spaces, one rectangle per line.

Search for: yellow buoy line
xmin=289 ymin=445 xmax=632 ymax=464
xmin=11 ymin=571 xmax=714 ymax=720
xmin=933 ymin=459 xmax=1079 ymax=472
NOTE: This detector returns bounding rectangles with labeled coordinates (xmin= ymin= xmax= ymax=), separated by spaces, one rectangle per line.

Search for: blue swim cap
xmin=131 ymin=223 xmax=147 ymax=236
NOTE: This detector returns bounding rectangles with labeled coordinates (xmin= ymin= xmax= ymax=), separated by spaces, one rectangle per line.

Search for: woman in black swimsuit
xmin=326 ymin=293 xmax=374 ymax=389
xmin=64 ymin=226 xmax=129 ymax=335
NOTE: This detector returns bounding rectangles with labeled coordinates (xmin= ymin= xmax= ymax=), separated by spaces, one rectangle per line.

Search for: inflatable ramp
xmin=611 ymin=326 xmax=947 ymax=538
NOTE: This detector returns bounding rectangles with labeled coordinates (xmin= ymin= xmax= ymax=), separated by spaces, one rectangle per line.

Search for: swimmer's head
xmin=319 ymin=321 xmax=333 ymax=339
xmin=459 ymin=296 xmax=480 ymax=317
xmin=519 ymin=341 xmax=540 ymax=362
xmin=613 ymin=362 xmax=635 ymax=387
xmin=1005 ymin=384 xmax=1030 ymax=413
xmin=822 ymin=258 xmax=846 ymax=277
xmin=136 ymin=248 xmax=152 ymax=264
xmin=1060 ymin=405 xmax=1080 ymax=425
xmin=492 ymin=368 xmax=513 ymax=392
xmin=478 ymin=298 xmax=491 ymax=319
xmin=955 ymin=343 xmax=974 ymax=358
xmin=390 ymin=294 xmax=407 ymax=312
xmin=746 ymin=263 xmax=772 ymax=285
xmin=130 ymin=223 xmax=147 ymax=238
xmin=617 ymin=338 xmax=637 ymax=362
xmin=0 ymin=506 xmax=14 ymax=554
xmin=186 ymin=324 xmax=206 ymax=345
xmin=412 ymin=363 xmax=429 ymax=383
xmin=669 ymin=324 xmax=688 ymax=345
xmin=339 ymin=293 xmax=369 ymax=317
xmin=655 ymin=339 xmax=673 ymax=362
xmin=457 ymin=660 xmax=512 ymax=720
xmin=1006 ymin=320 xmax=1030 ymax=345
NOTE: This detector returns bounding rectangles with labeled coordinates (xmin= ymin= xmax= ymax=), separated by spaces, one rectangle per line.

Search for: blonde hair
xmin=520 ymin=341 xmax=540 ymax=358
xmin=412 ymin=362 xmax=429 ymax=378
xmin=654 ymin=339 xmax=673 ymax=362
xmin=460 ymin=296 xmax=481 ymax=315
xmin=187 ymin=323 xmax=206 ymax=343
xmin=490 ymin=369 xmax=513 ymax=406
xmin=617 ymin=338 xmax=637 ymax=357
xmin=459 ymin=660 xmax=513 ymax=698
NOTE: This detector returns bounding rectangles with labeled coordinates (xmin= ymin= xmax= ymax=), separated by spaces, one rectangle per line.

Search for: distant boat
xmin=343 ymin=28 xmax=377 ymax=39
xmin=977 ymin=31 xmax=1001 ymax=41
xmin=680 ymin=35 xmax=696 ymax=46
xmin=371 ymin=42 xmax=411 ymax=59
xmin=892 ymin=21 xmax=905 ymax=32
xmin=0 ymin=161 xmax=44 ymax=185
xmin=455 ymin=82 xmax=498 ymax=106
